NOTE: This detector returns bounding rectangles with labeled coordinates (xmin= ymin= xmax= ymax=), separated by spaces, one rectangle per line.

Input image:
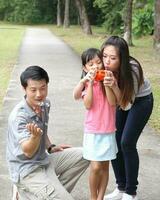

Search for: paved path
xmin=0 ymin=28 xmax=160 ymax=200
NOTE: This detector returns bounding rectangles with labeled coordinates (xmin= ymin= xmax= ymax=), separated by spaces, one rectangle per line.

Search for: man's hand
xmin=26 ymin=123 xmax=43 ymax=138
xmin=50 ymin=144 xmax=72 ymax=153
xmin=21 ymin=123 xmax=42 ymax=158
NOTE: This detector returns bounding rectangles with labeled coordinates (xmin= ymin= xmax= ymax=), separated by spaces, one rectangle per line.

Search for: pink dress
xmin=82 ymin=81 xmax=117 ymax=161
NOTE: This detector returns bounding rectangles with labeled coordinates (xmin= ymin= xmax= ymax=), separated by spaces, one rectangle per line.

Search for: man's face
xmin=24 ymin=79 xmax=48 ymax=109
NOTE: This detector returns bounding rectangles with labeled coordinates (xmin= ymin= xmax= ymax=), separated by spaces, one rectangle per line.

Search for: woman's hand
xmin=103 ymin=70 xmax=117 ymax=88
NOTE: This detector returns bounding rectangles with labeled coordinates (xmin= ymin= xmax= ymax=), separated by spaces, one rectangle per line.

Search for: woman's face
xmin=102 ymin=45 xmax=120 ymax=72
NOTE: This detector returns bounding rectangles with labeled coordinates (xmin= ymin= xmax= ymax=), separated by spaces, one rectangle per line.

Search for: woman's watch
xmin=47 ymin=144 xmax=56 ymax=154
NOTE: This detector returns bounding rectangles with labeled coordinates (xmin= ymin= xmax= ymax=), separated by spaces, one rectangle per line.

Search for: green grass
xmin=0 ymin=22 xmax=25 ymax=110
xmin=47 ymin=25 xmax=107 ymax=53
xmin=48 ymin=25 xmax=160 ymax=133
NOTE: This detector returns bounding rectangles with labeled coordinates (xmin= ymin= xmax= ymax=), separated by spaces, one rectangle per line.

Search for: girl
xmin=73 ymin=48 xmax=117 ymax=200
xmin=101 ymin=36 xmax=153 ymax=200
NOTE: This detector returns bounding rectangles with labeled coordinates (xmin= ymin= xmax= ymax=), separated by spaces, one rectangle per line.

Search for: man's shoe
xmin=122 ymin=193 xmax=138 ymax=200
xmin=104 ymin=188 xmax=124 ymax=200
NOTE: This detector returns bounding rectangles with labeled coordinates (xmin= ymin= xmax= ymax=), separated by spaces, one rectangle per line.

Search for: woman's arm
xmin=104 ymin=71 xmax=121 ymax=104
xmin=110 ymin=82 xmax=121 ymax=104
xmin=105 ymin=86 xmax=117 ymax=106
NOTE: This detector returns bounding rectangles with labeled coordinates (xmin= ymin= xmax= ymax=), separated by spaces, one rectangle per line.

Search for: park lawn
xmin=0 ymin=22 xmax=25 ymax=110
xmin=48 ymin=25 xmax=160 ymax=133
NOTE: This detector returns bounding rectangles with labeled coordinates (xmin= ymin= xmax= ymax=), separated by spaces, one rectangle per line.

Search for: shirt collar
xmin=22 ymin=96 xmax=37 ymax=118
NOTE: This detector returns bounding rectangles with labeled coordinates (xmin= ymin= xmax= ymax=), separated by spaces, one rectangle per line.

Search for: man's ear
xmin=22 ymin=86 xmax=26 ymax=93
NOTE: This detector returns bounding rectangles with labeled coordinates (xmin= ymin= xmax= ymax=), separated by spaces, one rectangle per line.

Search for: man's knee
xmin=34 ymin=184 xmax=59 ymax=199
xmin=17 ymin=184 xmax=60 ymax=200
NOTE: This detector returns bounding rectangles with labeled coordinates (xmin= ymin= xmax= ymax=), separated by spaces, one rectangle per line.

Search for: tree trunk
xmin=123 ymin=0 xmax=133 ymax=46
xmin=64 ymin=0 xmax=70 ymax=28
xmin=57 ymin=0 xmax=62 ymax=27
xmin=153 ymin=0 xmax=160 ymax=53
xmin=74 ymin=0 xmax=92 ymax=35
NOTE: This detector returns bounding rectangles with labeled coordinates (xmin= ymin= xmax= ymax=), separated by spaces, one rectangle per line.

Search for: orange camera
xmin=95 ymin=70 xmax=106 ymax=81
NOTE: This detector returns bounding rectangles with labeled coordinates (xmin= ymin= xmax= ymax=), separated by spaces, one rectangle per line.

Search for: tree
xmin=153 ymin=0 xmax=160 ymax=53
xmin=63 ymin=0 xmax=70 ymax=28
xmin=123 ymin=0 xmax=133 ymax=46
xmin=74 ymin=0 xmax=92 ymax=35
xmin=94 ymin=0 xmax=125 ymax=34
xmin=133 ymin=0 xmax=154 ymax=37
xmin=57 ymin=0 xmax=62 ymax=27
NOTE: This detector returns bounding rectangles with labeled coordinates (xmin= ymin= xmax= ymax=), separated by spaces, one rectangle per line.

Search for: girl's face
xmin=102 ymin=45 xmax=120 ymax=72
xmin=83 ymin=55 xmax=103 ymax=72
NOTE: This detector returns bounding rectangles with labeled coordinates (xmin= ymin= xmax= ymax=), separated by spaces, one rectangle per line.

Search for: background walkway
xmin=0 ymin=28 xmax=160 ymax=200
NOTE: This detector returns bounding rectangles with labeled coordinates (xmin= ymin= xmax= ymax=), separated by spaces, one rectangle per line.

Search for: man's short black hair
xmin=20 ymin=66 xmax=49 ymax=88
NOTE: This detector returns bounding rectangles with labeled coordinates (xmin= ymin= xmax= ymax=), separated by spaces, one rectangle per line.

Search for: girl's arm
xmin=73 ymin=68 xmax=96 ymax=100
xmin=73 ymin=78 xmax=86 ymax=100
xmin=83 ymin=81 xmax=94 ymax=109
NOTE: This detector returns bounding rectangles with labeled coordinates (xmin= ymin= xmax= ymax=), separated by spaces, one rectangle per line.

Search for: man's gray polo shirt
xmin=6 ymin=97 xmax=50 ymax=183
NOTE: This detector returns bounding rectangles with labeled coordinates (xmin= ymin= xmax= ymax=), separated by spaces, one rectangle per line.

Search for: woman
xmin=102 ymin=36 xmax=153 ymax=200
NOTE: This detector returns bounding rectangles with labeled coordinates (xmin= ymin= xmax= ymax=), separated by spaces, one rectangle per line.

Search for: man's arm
xmin=45 ymin=134 xmax=71 ymax=154
xmin=20 ymin=123 xmax=42 ymax=158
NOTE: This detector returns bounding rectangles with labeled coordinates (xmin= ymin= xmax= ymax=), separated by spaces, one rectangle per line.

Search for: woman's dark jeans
xmin=111 ymin=93 xmax=153 ymax=195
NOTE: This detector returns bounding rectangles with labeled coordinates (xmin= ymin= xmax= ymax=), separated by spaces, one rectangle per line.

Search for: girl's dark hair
xmin=81 ymin=48 xmax=103 ymax=79
xmin=101 ymin=36 xmax=144 ymax=108
xmin=81 ymin=48 xmax=105 ymax=95
xmin=20 ymin=65 xmax=49 ymax=89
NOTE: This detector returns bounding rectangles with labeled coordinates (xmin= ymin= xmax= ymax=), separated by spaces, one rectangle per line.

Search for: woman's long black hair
xmin=101 ymin=36 xmax=144 ymax=108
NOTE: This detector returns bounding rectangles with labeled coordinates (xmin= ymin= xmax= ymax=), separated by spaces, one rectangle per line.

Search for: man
xmin=6 ymin=66 xmax=89 ymax=199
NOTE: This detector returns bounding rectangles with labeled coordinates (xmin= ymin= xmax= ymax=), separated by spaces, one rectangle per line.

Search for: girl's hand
xmin=103 ymin=70 xmax=117 ymax=88
xmin=85 ymin=68 xmax=97 ymax=82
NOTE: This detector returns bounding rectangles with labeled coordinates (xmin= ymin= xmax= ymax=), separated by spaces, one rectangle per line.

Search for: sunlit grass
xmin=0 ymin=22 xmax=25 ymax=110
xmin=48 ymin=25 xmax=160 ymax=133
xmin=48 ymin=25 xmax=108 ymax=53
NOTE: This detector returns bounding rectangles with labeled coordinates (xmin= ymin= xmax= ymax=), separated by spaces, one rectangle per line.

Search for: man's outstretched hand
xmin=26 ymin=123 xmax=43 ymax=138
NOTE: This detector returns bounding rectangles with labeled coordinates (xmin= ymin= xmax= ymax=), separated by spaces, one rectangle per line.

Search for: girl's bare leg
xmin=89 ymin=161 xmax=102 ymax=200
xmin=97 ymin=161 xmax=109 ymax=200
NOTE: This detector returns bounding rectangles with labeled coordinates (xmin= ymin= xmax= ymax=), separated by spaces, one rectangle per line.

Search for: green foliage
xmin=85 ymin=0 xmax=104 ymax=25
xmin=7 ymin=0 xmax=41 ymax=24
xmin=133 ymin=0 xmax=154 ymax=37
xmin=0 ymin=0 xmax=55 ymax=24
xmin=0 ymin=0 xmax=155 ymax=37
xmin=94 ymin=0 xmax=125 ymax=34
